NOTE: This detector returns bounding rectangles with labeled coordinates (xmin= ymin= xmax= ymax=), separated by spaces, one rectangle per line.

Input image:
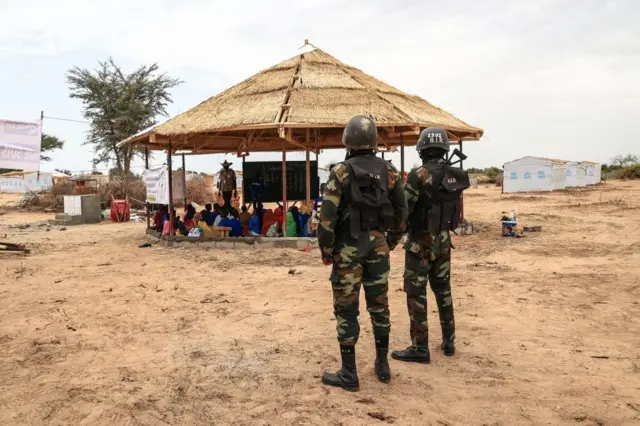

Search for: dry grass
xmin=98 ymin=178 xmax=146 ymax=206
xmin=19 ymin=182 xmax=75 ymax=212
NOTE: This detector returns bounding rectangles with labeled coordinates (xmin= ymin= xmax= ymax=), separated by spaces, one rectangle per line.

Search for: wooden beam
xmin=384 ymin=127 xmax=420 ymax=139
xmin=282 ymin=140 xmax=287 ymax=236
xmin=167 ymin=140 xmax=174 ymax=235
xmin=305 ymin=128 xmax=311 ymax=206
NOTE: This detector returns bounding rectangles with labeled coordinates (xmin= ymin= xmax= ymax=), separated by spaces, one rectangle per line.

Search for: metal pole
xmin=182 ymin=153 xmax=187 ymax=208
xmin=145 ymin=147 xmax=150 ymax=230
xmin=282 ymin=141 xmax=287 ymax=236
xmin=38 ymin=111 xmax=43 ymax=181
xmin=167 ymin=141 xmax=174 ymax=235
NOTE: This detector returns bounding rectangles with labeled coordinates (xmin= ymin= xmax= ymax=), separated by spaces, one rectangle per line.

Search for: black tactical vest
xmin=410 ymin=160 xmax=470 ymax=234
xmin=344 ymin=155 xmax=395 ymax=238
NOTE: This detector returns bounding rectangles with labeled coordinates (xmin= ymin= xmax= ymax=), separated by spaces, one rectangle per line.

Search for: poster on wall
xmin=142 ymin=166 xmax=184 ymax=204
xmin=0 ymin=118 xmax=42 ymax=171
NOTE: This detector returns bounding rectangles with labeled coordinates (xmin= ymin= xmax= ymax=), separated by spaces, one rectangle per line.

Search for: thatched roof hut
xmin=120 ymin=48 xmax=482 ymax=155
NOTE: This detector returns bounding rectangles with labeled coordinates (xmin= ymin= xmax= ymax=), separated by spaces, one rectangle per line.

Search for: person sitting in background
xmin=153 ymin=205 xmax=168 ymax=231
xmin=184 ymin=204 xmax=196 ymax=229
xmin=197 ymin=210 xmax=214 ymax=237
xmin=184 ymin=204 xmax=196 ymax=221
xmin=261 ymin=209 xmax=276 ymax=236
xmin=239 ymin=205 xmax=252 ymax=227
xmin=249 ymin=211 xmax=262 ymax=236
xmin=273 ymin=207 xmax=283 ymax=233
xmin=213 ymin=207 xmax=227 ymax=227
xmin=172 ymin=209 xmax=189 ymax=236
xmin=289 ymin=206 xmax=302 ymax=236
xmin=285 ymin=209 xmax=297 ymax=237
xmin=274 ymin=201 xmax=284 ymax=218
xmin=220 ymin=210 xmax=242 ymax=237
xmin=229 ymin=207 xmax=240 ymax=221
xmin=204 ymin=203 xmax=215 ymax=226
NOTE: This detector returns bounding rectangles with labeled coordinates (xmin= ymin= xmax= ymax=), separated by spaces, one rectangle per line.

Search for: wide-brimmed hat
xmin=221 ymin=160 xmax=233 ymax=167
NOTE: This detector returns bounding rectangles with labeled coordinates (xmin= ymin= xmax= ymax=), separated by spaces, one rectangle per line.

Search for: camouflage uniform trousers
xmin=330 ymin=230 xmax=391 ymax=346
xmin=403 ymin=231 xmax=455 ymax=348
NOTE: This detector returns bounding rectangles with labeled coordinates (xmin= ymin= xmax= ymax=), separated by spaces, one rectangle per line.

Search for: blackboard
xmin=243 ymin=161 xmax=319 ymax=203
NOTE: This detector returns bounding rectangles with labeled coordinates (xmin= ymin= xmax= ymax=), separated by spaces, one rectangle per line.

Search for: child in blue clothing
xmin=219 ymin=209 xmax=242 ymax=237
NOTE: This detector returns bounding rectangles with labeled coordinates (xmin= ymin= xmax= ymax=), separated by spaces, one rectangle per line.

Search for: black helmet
xmin=342 ymin=115 xmax=378 ymax=151
xmin=417 ymin=127 xmax=449 ymax=152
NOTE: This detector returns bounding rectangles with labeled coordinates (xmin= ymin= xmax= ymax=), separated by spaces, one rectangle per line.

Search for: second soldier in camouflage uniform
xmin=318 ymin=115 xmax=407 ymax=391
xmin=392 ymin=127 xmax=467 ymax=363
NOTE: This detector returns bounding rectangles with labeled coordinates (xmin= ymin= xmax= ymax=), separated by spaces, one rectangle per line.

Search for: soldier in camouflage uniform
xmin=392 ymin=127 xmax=461 ymax=363
xmin=318 ymin=115 xmax=407 ymax=391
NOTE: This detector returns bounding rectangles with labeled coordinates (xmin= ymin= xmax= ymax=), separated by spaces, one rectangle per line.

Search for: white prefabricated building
xmin=565 ymin=162 xmax=588 ymax=187
xmin=581 ymin=161 xmax=602 ymax=185
xmin=503 ymin=157 xmax=568 ymax=193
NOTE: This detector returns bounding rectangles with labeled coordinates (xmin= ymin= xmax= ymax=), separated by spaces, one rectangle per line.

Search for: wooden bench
xmin=211 ymin=226 xmax=232 ymax=238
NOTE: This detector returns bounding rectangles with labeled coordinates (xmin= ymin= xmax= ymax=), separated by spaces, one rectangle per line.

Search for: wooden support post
xmin=145 ymin=147 xmax=150 ymax=230
xmin=168 ymin=141 xmax=174 ymax=235
xmin=459 ymin=139 xmax=464 ymax=222
xmin=400 ymin=133 xmax=405 ymax=178
xmin=305 ymin=128 xmax=311 ymax=206
xmin=182 ymin=153 xmax=187 ymax=208
xmin=282 ymin=140 xmax=287 ymax=236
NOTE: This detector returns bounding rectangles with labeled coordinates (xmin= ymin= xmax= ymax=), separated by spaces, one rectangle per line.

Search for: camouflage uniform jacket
xmin=318 ymin=158 xmax=407 ymax=257
xmin=404 ymin=163 xmax=450 ymax=254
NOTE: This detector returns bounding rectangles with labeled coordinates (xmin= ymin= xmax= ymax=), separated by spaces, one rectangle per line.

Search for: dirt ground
xmin=1 ymin=182 xmax=639 ymax=426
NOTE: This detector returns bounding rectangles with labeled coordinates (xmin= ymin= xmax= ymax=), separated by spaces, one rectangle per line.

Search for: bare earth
xmin=1 ymin=182 xmax=639 ymax=426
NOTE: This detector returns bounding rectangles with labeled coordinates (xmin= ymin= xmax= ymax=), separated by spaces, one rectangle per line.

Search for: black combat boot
xmin=391 ymin=345 xmax=431 ymax=363
xmin=374 ymin=335 xmax=391 ymax=383
xmin=440 ymin=318 xmax=456 ymax=357
xmin=441 ymin=340 xmax=455 ymax=356
xmin=322 ymin=345 xmax=359 ymax=392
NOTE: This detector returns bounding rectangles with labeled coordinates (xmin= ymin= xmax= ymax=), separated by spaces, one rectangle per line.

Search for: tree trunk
xmin=123 ymin=147 xmax=132 ymax=174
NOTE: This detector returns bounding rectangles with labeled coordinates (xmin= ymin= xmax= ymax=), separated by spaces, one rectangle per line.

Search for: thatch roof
xmin=120 ymin=48 xmax=483 ymax=154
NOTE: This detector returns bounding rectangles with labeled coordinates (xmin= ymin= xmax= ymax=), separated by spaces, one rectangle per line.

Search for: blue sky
xmin=1 ymin=0 xmax=638 ymax=174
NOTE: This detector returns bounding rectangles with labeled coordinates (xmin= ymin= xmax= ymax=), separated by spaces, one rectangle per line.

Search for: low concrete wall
xmin=146 ymin=228 xmax=318 ymax=250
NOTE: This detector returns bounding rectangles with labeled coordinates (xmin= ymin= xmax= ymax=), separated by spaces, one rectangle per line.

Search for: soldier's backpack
xmin=412 ymin=161 xmax=470 ymax=233
xmin=344 ymin=155 xmax=395 ymax=238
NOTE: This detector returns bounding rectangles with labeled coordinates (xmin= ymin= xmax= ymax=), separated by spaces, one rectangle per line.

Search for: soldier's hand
xmin=320 ymin=247 xmax=334 ymax=265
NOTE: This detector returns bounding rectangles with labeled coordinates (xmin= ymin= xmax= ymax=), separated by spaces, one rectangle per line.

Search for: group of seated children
xmin=151 ymin=199 xmax=318 ymax=238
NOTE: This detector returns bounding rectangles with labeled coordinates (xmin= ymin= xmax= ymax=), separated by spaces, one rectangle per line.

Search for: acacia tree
xmin=67 ymin=58 xmax=181 ymax=174
xmin=611 ymin=154 xmax=639 ymax=167
xmin=41 ymin=133 xmax=65 ymax=161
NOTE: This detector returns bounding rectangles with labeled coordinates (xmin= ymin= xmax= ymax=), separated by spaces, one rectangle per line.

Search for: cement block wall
xmin=58 ymin=194 xmax=102 ymax=226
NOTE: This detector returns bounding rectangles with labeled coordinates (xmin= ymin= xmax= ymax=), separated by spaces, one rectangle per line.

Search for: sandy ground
xmin=1 ymin=182 xmax=640 ymax=426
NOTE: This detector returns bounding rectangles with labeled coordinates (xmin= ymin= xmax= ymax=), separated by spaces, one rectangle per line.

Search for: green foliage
xmin=611 ymin=154 xmax=638 ymax=167
xmin=610 ymin=164 xmax=640 ymax=180
xmin=54 ymin=169 xmax=72 ymax=176
xmin=67 ymin=58 xmax=181 ymax=174
xmin=41 ymin=133 xmax=65 ymax=161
